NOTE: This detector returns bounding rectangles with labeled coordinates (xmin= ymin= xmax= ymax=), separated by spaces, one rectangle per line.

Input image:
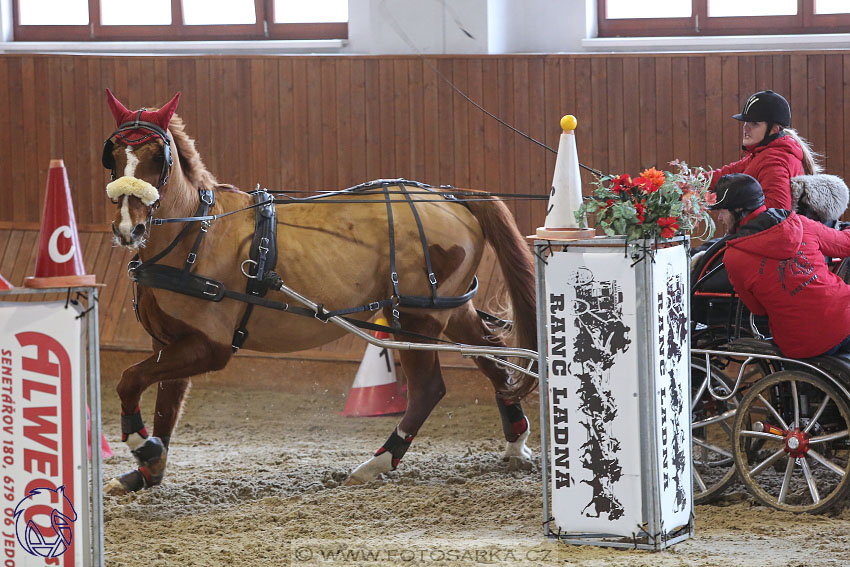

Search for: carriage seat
xmin=722 ymin=337 xmax=782 ymax=357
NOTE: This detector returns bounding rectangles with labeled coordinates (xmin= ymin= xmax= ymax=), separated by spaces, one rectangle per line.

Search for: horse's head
xmin=103 ymin=89 xmax=180 ymax=248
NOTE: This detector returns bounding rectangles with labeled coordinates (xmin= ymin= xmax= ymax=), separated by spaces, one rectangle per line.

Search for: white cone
xmin=536 ymin=115 xmax=596 ymax=240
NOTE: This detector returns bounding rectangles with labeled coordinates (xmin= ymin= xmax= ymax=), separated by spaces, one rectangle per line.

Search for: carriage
xmin=690 ymin=178 xmax=850 ymax=513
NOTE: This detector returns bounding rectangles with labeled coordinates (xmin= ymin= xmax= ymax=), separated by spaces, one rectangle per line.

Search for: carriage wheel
xmin=733 ymin=370 xmax=850 ymax=513
xmin=691 ymin=355 xmax=739 ymax=504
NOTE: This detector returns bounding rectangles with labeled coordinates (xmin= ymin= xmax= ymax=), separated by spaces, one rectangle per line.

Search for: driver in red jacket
xmin=715 ymin=173 xmax=850 ymax=358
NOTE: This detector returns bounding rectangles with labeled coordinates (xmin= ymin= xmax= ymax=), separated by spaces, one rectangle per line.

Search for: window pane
xmin=274 ymin=0 xmax=348 ymax=23
xmin=815 ymin=0 xmax=850 ymax=15
xmin=708 ymin=0 xmax=797 ymax=17
xmin=101 ymin=0 xmax=171 ymax=25
xmin=18 ymin=0 xmax=88 ymax=25
xmin=606 ymin=0 xmax=690 ymax=19
xmin=183 ymin=0 xmax=256 ymax=25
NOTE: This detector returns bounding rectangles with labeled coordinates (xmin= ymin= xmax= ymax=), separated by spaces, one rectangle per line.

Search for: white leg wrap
xmin=347 ymin=450 xmax=394 ymax=484
xmin=124 ymin=431 xmax=149 ymax=451
xmin=503 ymin=417 xmax=532 ymax=460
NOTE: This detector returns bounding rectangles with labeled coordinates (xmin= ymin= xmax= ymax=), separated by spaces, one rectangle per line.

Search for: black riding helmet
xmin=733 ymin=90 xmax=791 ymax=127
xmin=710 ymin=174 xmax=765 ymax=212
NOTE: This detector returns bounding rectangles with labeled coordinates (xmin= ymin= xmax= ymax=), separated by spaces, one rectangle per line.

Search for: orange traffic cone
xmin=86 ymin=405 xmax=113 ymax=460
xmin=0 ymin=272 xmax=12 ymax=290
xmin=341 ymin=318 xmax=407 ymax=417
xmin=24 ymin=159 xmax=96 ymax=288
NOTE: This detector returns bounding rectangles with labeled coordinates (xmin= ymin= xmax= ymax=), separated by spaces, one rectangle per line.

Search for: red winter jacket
xmin=724 ymin=210 xmax=850 ymax=358
xmin=711 ymin=134 xmax=804 ymax=210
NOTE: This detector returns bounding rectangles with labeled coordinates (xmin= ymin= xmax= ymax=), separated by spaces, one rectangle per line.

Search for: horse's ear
xmin=153 ymin=92 xmax=181 ymax=130
xmin=106 ymin=88 xmax=131 ymax=125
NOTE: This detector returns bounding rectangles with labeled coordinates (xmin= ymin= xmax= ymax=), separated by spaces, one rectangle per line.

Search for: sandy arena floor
xmin=98 ymin=351 xmax=850 ymax=567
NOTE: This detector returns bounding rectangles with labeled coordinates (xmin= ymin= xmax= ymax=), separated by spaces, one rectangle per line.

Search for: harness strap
xmin=382 ymin=182 xmax=401 ymax=327
xmin=399 ymin=181 xmax=439 ymax=301
xmin=183 ymin=189 xmax=215 ymax=271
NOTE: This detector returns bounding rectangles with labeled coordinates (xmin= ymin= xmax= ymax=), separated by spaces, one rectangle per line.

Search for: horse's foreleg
xmin=106 ymin=334 xmax=229 ymax=495
xmin=347 ymin=315 xmax=446 ymax=484
xmin=444 ymin=304 xmax=532 ymax=461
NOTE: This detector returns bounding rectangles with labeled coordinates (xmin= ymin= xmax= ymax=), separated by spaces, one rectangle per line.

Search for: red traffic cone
xmin=0 ymin=272 xmax=12 ymax=290
xmin=24 ymin=159 xmax=96 ymax=288
xmin=86 ymin=405 xmax=113 ymax=460
xmin=341 ymin=318 xmax=407 ymax=417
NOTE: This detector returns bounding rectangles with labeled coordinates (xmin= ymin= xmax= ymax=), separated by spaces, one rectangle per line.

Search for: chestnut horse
xmin=101 ymin=90 xmax=538 ymax=495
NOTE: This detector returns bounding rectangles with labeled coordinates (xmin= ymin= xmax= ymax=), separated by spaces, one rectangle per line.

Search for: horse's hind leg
xmin=346 ymin=314 xmax=447 ymax=484
xmin=443 ymin=304 xmax=532 ymax=460
xmin=106 ymin=334 xmax=230 ymax=495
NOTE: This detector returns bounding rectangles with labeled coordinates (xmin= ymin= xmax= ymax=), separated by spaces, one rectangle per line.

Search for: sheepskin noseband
xmin=107 ymin=176 xmax=160 ymax=206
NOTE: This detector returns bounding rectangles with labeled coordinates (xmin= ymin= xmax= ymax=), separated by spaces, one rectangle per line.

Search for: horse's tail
xmin=465 ymin=196 xmax=538 ymax=399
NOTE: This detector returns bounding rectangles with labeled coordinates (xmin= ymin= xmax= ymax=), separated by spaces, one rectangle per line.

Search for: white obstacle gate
xmin=0 ymin=286 xmax=103 ymax=567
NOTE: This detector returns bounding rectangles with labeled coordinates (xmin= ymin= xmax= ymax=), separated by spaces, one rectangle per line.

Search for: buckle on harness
xmin=368 ymin=301 xmax=381 ymax=311
xmin=200 ymin=220 xmax=210 ymax=233
xmin=127 ymin=259 xmax=141 ymax=279
xmin=203 ymin=281 xmax=221 ymax=297
xmin=241 ymin=259 xmax=258 ymax=278
xmin=391 ymin=272 xmax=399 ymax=284
xmin=200 ymin=191 xmax=213 ymax=205
xmin=428 ymin=272 xmax=437 ymax=285
xmin=186 ymin=252 xmax=197 ymax=264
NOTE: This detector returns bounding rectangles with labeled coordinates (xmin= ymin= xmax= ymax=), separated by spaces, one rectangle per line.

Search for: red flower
xmin=657 ymin=216 xmax=680 ymax=239
xmin=635 ymin=202 xmax=646 ymax=224
xmin=606 ymin=199 xmax=615 ymax=207
xmin=610 ymin=174 xmax=632 ymax=193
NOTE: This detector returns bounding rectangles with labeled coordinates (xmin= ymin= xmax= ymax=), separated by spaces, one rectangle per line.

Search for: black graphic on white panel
xmin=659 ymin=272 xmax=688 ymax=511
xmin=568 ymin=270 xmax=631 ymax=521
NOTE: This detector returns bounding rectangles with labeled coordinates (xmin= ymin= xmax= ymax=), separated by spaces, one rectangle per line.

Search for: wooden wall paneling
xmin=637 ymin=57 xmax=656 ymax=172
xmin=334 ymin=58 xmax=352 ymax=189
xmin=99 ymin=243 xmax=135 ymax=345
xmin=46 ymin=57 xmax=62 ymax=166
xmin=20 ymin=57 xmax=39 ymax=223
xmin=191 ymin=58 xmax=211 ymax=181
xmin=7 ymin=57 xmax=25 ymax=223
xmin=844 ymin=55 xmax=850 ymax=184
xmin=0 ymin=230 xmax=20 ymax=282
xmin=393 ymin=58 xmax=411 ymax=180
xmin=320 ymin=58 xmax=339 ymax=190
xmin=590 ymin=57 xmax=609 ymax=178
xmin=378 ymin=58 xmax=397 ymax=179
xmin=436 ymin=58 xmax=455 ymax=185
xmin=720 ymin=56 xmax=740 ymax=166
xmin=347 ymin=58 xmax=367 ymax=186
xmin=406 ymin=59 xmax=426 ymax=184
xmin=364 ymin=59 xmax=382 ymax=182
xmin=622 ymin=57 xmax=641 ymax=177
xmin=772 ymin=54 xmax=791 ymax=101
xmin=687 ymin=57 xmax=707 ymax=170
xmin=542 ymin=56 xmax=560 ymax=196
xmin=218 ymin=58 xmax=239 ymax=185
xmin=496 ymin=58 xmax=516 ymax=212
xmin=605 ymin=57 xmax=625 ymax=176
xmin=87 ymin=57 xmax=106 ymax=226
xmin=451 ymin=58 xmax=470 ymax=189
xmin=59 ymin=57 xmax=81 ymax=223
xmin=293 ymin=58 xmax=311 ymax=189
xmin=481 ymin=58 xmax=500 ymax=193
xmin=654 ymin=57 xmax=673 ymax=169
xmin=9 ymin=231 xmax=37 ymax=290
xmin=754 ymin=55 xmax=773 ymax=92
xmin=824 ymin=54 xmax=843 ymax=178
xmin=276 ymin=58 xmax=295 ymax=189
xmin=789 ymin=54 xmax=808 ymax=141
xmin=0 ymin=58 xmax=9 ymax=224
xmin=807 ymin=54 xmax=827 ymax=170
xmin=704 ymin=56 xmax=723 ymax=169
xmin=73 ymin=57 xmax=95 ymax=226
xmin=670 ymin=57 xmax=690 ymax=167
xmin=512 ymin=57 xmax=531 ymax=233
xmin=737 ymin=55 xmax=755 ymax=117
xmin=527 ymin=56 xmax=547 ymax=231
xmin=467 ymin=58 xmax=485 ymax=190
xmin=249 ymin=58 xmax=268 ymax=189
xmin=260 ymin=59 xmax=280 ymax=190
xmin=237 ymin=59 xmax=254 ymax=189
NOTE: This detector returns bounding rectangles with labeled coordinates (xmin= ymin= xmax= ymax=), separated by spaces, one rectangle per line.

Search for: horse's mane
xmin=168 ymin=112 xmax=219 ymax=191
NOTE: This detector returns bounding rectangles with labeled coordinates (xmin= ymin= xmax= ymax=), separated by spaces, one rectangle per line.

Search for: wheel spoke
xmin=693 ymin=466 xmax=708 ymax=492
xmin=777 ymin=456 xmax=796 ymax=504
xmin=692 ymin=373 xmax=709 ymax=412
xmin=693 ymin=437 xmax=733 ymax=459
xmin=809 ymin=429 xmax=849 ymax=445
xmin=749 ymin=447 xmax=785 ymax=477
xmin=804 ymin=395 xmax=832 ymax=435
xmin=693 ymin=408 xmax=737 ymax=429
xmin=791 ymin=380 xmax=800 ymax=430
xmin=740 ymin=430 xmax=784 ymax=441
xmin=800 ymin=457 xmax=821 ymax=504
xmin=807 ymin=448 xmax=847 ymax=477
xmin=757 ymin=393 xmax=790 ymax=430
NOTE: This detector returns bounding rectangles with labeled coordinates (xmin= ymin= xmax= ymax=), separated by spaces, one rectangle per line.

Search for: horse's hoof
xmin=503 ymin=417 xmax=533 ymax=461
xmin=347 ymin=451 xmax=394 ymax=484
xmin=104 ymin=478 xmax=128 ymax=496
xmin=104 ymin=469 xmax=146 ymax=495
xmin=131 ymin=436 xmax=168 ymax=486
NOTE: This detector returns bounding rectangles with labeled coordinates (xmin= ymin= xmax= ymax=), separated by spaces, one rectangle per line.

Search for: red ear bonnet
xmin=105 ymin=89 xmax=181 ymax=145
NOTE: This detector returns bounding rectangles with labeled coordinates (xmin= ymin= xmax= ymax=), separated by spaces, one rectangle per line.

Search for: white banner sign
xmin=546 ymin=251 xmax=643 ymax=533
xmin=651 ymin=245 xmax=693 ymax=528
xmin=1 ymin=301 xmax=86 ymax=566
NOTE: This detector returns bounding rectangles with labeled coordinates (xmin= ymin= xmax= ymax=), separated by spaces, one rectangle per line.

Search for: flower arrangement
xmin=575 ymin=160 xmax=716 ymax=255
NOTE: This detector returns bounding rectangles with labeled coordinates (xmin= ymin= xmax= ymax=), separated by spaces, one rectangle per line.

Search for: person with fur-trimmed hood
xmin=715 ymin=173 xmax=850 ymax=358
xmin=710 ymin=90 xmax=821 ymax=210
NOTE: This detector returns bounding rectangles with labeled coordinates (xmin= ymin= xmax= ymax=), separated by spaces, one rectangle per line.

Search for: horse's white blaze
xmin=118 ymin=195 xmax=133 ymax=237
xmin=123 ymin=145 xmax=139 ymax=177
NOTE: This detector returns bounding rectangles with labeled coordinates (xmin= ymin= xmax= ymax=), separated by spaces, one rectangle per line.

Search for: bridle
xmin=102 ymin=109 xmax=173 ymax=192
